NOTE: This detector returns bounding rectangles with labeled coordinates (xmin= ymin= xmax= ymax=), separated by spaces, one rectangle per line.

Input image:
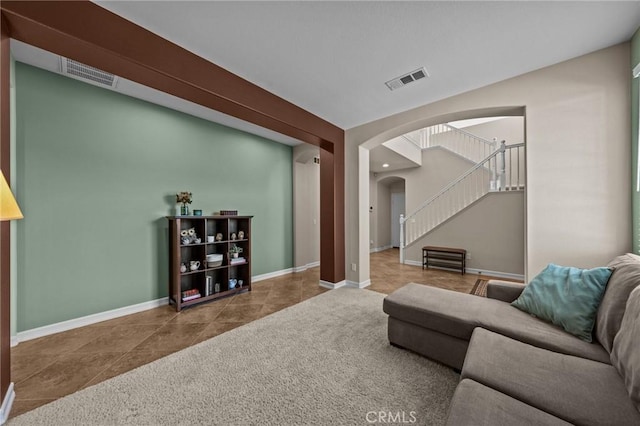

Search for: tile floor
xmin=10 ymin=248 xmax=496 ymax=418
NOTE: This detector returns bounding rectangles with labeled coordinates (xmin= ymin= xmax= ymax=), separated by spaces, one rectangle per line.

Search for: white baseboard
xmin=370 ymin=245 xmax=392 ymax=253
xmin=466 ymin=268 xmax=524 ymax=281
xmin=319 ymin=279 xmax=346 ymax=289
xmin=15 ymin=297 xmax=168 ymax=344
xmin=346 ymin=279 xmax=371 ymax=289
xmin=292 ymin=261 xmax=320 ymax=273
xmin=0 ymin=383 xmax=14 ymax=425
xmin=403 ymin=260 xmax=524 ymax=281
xmin=252 ymin=268 xmax=293 ymax=282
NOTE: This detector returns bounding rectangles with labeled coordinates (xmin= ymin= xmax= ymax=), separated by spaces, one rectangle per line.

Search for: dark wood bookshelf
xmin=167 ymin=215 xmax=253 ymax=311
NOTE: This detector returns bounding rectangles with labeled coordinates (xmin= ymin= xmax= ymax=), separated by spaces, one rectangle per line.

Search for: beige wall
xmin=369 ymin=172 xmax=378 ymax=250
xmin=375 ymin=179 xmax=391 ymax=249
xmin=409 ymin=192 xmax=525 ymax=275
xmin=346 ymin=43 xmax=631 ymax=283
xmin=293 ymin=144 xmax=320 ymax=269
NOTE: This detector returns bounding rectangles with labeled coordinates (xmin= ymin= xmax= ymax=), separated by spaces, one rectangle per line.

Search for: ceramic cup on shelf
xmin=207 ymin=236 xmax=215 ymax=243
xmin=190 ymin=260 xmax=200 ymax=271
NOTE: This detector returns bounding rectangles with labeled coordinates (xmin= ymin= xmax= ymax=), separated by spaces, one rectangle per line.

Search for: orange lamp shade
xmin=0 ymin=172 xmax=23 ymax=221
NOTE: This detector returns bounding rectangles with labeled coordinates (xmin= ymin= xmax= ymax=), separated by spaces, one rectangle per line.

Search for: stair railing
xmin=399 ymin=141 xmax=524 ymax=263
xmin=421 ymin=123 xmax=497 ymax=163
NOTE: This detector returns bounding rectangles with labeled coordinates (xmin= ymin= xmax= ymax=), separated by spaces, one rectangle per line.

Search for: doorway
xmin=391 ymin=191 xmax=405 ymax=248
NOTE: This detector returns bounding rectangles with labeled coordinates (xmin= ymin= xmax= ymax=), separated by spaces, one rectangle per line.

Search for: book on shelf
xmin=182 ymin=294 xmax=201 ymax=302
xmin=230 ymin=257 xmax=246 ymax=265
xmin=182 ymin=288 xmax=201 ymax=301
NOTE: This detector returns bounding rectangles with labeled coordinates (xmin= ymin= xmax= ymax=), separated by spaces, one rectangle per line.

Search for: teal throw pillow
xmin=511 ymin=263 xmax=613 ymax=342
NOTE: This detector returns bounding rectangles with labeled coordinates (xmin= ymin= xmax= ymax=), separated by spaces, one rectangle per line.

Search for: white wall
xmin=459 ymin=116 xmax=524 ymax=144
xmin=293 ymin=145 xmax=320 ymax=269
xmin=346 ymin=43 xmax=631 ymax=283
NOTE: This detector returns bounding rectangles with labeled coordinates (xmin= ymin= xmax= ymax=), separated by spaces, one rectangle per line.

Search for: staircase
xmin=405 ymin=123 xmax=497 ymax=164
xmin=399 ymin=140 xmax=525 ymax=263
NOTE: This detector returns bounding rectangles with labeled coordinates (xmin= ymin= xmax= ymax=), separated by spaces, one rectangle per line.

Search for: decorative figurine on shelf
xmin=187 ymin=228 xmax=200 ymax=244
xmin=229 ymin=278 xmax=237 ymax=289
xmin=238 ymin=231 xmax=245 ymax=240
xmin=176 ymin=191 xmax=192 ymax=215
xmin=189 ymin=260 xmax=200 ymax=271
xmin=216 ymin=233 xmax=223 ymax=241
xmin=180 ymin=228 xmax=200 ymax=245
xmin=231 ymin=232 xmax=237 ymax=240
xmin=180 ymin=263 xmax=187 ymax=273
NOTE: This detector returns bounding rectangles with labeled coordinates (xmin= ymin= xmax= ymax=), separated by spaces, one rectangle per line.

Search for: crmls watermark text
xmin=366 ymin=411 xmax=418 ymax=424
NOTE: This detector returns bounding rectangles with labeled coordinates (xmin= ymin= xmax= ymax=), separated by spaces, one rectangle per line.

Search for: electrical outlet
xmin=351 ymin=263 xmax=357 ymax=272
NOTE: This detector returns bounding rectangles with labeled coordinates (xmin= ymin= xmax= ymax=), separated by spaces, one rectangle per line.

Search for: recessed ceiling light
xmin=382 ymin=163 xmax=390 ymax=168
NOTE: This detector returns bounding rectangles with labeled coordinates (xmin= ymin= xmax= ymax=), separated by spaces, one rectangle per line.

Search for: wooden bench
xmin=422 ymin=246 xmax=466 ymax=275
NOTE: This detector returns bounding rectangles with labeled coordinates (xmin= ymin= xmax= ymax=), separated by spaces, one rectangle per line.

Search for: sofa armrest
xmin=486 ymin=280 xmax=525 ymax=303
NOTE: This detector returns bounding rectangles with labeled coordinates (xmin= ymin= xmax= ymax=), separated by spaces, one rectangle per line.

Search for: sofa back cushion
xmin=596 ymin=254 xmax=640 ymax=353
xmin=611 ymin=285 xmax=640 ymax=412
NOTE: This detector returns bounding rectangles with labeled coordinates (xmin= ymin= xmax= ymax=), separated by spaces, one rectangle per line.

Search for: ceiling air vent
xmin=385 ymin=67 xmax=429 ymax=91
xmin=60 ymin=58 xmax=118 ymax=88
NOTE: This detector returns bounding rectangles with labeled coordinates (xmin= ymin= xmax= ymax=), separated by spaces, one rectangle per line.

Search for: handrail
xmin=443 ymin=123 xmax=496 ymax=147
xmin=401 ymin=142 xmax=506 ymax=224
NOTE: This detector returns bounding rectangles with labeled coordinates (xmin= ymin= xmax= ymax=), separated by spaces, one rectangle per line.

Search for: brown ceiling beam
xmin=0 ymin=1 xmax=344 ymax=147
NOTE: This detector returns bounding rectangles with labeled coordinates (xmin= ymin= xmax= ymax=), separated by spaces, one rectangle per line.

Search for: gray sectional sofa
xmin=382 ymin=253 xmax=640 ymax=425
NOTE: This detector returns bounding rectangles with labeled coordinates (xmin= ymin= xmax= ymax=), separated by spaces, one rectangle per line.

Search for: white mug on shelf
xmin=207 ymin=236 xmax=215 ymax=243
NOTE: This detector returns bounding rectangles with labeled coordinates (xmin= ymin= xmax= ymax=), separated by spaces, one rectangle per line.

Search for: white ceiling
xmin=94 ymin=1 xmax=640 ymax=130
xmin=370 ymin=144 xmax=418 ymax=173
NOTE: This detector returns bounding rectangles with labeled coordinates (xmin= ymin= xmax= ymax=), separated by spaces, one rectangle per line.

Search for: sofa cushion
xmin=462 ymin=328 xmax=640 ymax=425
xmin=511 ymin=263 xmax=612 ymax=342
xmin=446 ymin=379 xmax=572 ymax=426
xmin=383 ymin=283 xmax=610 ymax=363
xmin=596 ymin=253 xmax=640 ymax=353
xmin=611 ymin=285 xmax=640 ymax=412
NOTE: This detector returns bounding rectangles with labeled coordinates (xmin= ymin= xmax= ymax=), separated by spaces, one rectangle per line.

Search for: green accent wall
xmin=14 ymin=63 xmax=293 ymax=331
xmin=633 ymin=28 xmax=640 ymax=254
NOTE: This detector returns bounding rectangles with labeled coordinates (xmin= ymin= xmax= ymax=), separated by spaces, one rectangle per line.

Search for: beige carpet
xmin=9 ymin=288 xmax=459 ymax=426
